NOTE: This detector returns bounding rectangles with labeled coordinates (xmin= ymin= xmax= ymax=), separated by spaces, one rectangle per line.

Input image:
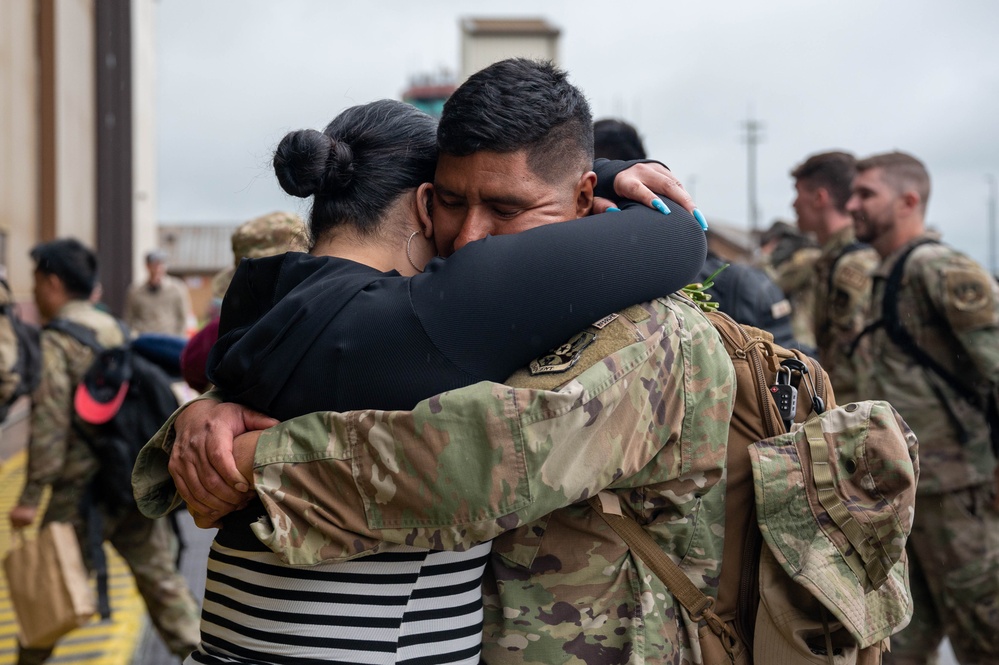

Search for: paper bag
xmin=3 ymin=521 xmax=96 ymax=647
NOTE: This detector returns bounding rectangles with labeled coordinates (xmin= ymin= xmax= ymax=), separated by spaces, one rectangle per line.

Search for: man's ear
xmin=416 ymin=182 xmax=435 ymax=238
xmin=814 ymin=187 xmax=830 ymax=208
xmin=574 ymin=171 xmax=597 ymax=218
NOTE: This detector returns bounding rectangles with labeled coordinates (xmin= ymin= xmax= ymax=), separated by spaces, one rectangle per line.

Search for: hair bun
xmin=273 ymin=129 xmax=355 ymax=198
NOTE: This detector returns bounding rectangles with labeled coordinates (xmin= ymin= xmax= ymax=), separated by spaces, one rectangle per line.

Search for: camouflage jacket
xmin=19 ymin=300 xmax=124 ymax=507
xmin=853 ymin=235 xmax=999 ymax=494
xmin=134 ymin=294 xmax=736 ymax=665
xmin=813 ymin=227 xmax=878 ymax=404
xmin=770 ymin=246 xmax=821 ymax=349
xmin=0 ymin=280 xmax=19 ymax=403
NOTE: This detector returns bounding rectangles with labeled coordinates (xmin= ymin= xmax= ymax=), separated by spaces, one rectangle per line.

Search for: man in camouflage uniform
xmin=0 ymin=276 xmax=21 ymax=406
xmin=791 ymin=150 xmax=878 ymax=403
xmin=137 ymin=59 xmax=735 ymax=664
xmin=847 ymin=151 xmax=999 ymax=664
xmin=180 ymin=211 xmax=308 ymax=392
xmin=124 ymin=249 xmax=194 ymax=336
xmin=758 ymin=220 xmax=821 ymax=351
xmin=9 ymin=239 xmax=200 ymax=664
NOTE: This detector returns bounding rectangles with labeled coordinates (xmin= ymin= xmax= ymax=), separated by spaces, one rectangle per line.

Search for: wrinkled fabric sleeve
xmin=19 ymin=333 xmax=73 ymax=506
xmin=133 ymin=391 xmax=222 ymax=518
xmin=248 ymin=299 xmax=685 ymax=565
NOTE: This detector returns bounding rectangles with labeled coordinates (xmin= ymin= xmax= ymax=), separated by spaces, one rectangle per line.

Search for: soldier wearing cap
xmin=124 ymin=248 xmax=195 ymax=336
xmin=9 ymin=239 xmax=200 ymax=664
xmin=848 ymin=151 xmax=999 ymax=664
xmin=180 ymin=212 xmax=308 ymax=392
xmin=759 ymin=219 xmax=821 ymax=351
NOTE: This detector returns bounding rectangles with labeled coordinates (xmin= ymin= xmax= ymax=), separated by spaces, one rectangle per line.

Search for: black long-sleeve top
xmin=208 ymin=195 xmax=705 ymax=419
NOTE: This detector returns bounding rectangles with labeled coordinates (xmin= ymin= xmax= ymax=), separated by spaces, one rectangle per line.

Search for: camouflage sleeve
xmin=0 ymin=284 xmax=19 ymax=403
xmin=926 ymin=252 xmax=999 ymax=383
xmin=132 ymin=391 xmax=223 ymax=518
xmin=19 ymin=332 xmax=74 ymax=506
xmin=248 ymin=299 xmax=684 ymax=565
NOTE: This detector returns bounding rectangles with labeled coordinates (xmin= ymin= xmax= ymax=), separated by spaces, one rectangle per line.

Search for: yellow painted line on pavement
xmin=0 ymin=451 xmax=146 ymax=665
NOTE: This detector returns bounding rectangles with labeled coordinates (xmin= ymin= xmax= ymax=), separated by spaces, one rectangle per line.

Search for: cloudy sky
xmin=156 ymin=0 xmax=999 ymax=269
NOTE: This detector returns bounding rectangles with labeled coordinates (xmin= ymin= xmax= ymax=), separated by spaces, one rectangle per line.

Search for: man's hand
xmin=612 ymin=162 xmax=699 ymax=216
xmin=9 ymin=505 xmax=37 ymax=529
xmin=168 ymin=400 xmax=277 ymax=522
xmin=187 ymin=430 xmax=264 ymax=530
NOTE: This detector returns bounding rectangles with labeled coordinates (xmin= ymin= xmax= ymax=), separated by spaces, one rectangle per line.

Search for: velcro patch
xmin=944 ymin=267 xmax=997 ymax=331
xmin=836 ymin=264 xmax=869 ymax=292
xmin=529 ymin=331 xmax=597 ymax=375
xmin=591 ymin=313 xmax=619 ymax=330
xmin=771 ymin=299 xmax=792 ymax=319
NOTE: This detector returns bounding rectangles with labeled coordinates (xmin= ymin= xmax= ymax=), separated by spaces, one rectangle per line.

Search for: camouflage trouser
xmin=892 ymin=484 xmax=999 ymax=665
xmin=17 ymin=489 xmax=200 ymax=665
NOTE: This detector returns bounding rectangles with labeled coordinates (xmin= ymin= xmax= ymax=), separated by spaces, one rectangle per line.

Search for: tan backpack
xmin=591 ymin=309 xmax=916 ymax=665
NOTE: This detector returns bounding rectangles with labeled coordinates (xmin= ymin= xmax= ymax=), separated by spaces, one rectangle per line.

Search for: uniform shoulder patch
xmin=529 ymin=331 xmax=597 ymax=375
xmin=771 ymin=298 xmax=792 ymax=319
xmin=942 ymin=266 xmax=998 ymax=331
xmin=835 ymin=264 xmax=870 ymax=292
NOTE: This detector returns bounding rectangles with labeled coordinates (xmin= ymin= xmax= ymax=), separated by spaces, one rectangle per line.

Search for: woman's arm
xmin=412 ymin=199 xmax=706 ymax=380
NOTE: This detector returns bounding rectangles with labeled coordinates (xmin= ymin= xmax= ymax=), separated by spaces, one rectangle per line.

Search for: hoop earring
xmin=406 ymin=231 xmax=423 ymax=273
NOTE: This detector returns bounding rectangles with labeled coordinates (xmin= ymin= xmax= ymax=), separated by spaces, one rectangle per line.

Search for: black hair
xmin=273 ymin=99 xmax=438 ymax=242
xmin=30 ymin=238 xmax=98 ymax=299
xmin=790 ymin=151 xmax=856 ymax=213
xmin=593 ymin=118 xmax=647 ymax=161
xmin=437 ymin=58 xmax=593 ymax=183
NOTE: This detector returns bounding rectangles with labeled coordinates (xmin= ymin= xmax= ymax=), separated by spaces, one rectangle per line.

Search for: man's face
xmin=32 ymin=270 xmax=58 ymax=320
xmin=846 ymin=167 xmax=898 ymax=244
xmin=431 ymin=150 xmax=584 ymax=256
xmin=792 ymin=180 xmax=819 ymax=235
xmin=147 ymin=260 xmax=166 ymax=286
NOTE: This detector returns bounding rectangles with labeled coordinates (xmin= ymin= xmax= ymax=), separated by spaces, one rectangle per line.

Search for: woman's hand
xmin=612 ymin=161 xmax=696 ymax=212
xmin=168 ymin=400 xmax=277 ymax=524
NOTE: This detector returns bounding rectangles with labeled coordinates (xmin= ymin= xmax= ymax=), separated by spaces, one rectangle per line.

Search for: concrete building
xmin=0 ymin=0 xmax=158 ymax=318
xmin=459 ymin=17 xmax=560 ymax=81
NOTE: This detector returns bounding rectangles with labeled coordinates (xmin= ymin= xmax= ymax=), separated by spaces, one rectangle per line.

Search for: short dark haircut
xmin=30 ymin=238 xmax=98 ymax=299
xmin=273 ymin=99 xmax=438 ymax=243
xmin=855 ymin=151 xmax=931 ymax=211
xmin=593 ymin=118 xmax=646 ymax=161
xmin=790 ymin=151 xmax=856 ymax=213
xmin=437 ymin=58 xmax=593 ymax=183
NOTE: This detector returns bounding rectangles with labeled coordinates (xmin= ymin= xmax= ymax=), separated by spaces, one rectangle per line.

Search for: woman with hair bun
xmin=185 ymin=98 xmax=705 ymax=664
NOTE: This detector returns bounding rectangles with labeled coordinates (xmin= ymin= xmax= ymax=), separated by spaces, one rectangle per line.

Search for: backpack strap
xmin=44 ymin=317 xmax=104 ymax=353
xmin=587 ymin=493 xmax=739 ymax=664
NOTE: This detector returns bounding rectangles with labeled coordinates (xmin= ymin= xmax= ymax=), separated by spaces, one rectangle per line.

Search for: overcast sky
xmin=156 ymin=0 xmax=999 ymax=269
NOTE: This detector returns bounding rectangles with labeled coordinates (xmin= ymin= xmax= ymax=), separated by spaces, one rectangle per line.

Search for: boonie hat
xmin=211 ymin=211 xmax=309 ymax=300
xmin=749 ymin=400 xmax=918 ymax=660
xmin=74 ymin=347 xmax=132 ymax=424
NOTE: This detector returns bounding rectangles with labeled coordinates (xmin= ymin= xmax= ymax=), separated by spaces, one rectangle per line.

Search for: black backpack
xmin=0 ymin=279 xmax=42 ymax=422
xmin=44 ymin=318 xmax=180 ymax=510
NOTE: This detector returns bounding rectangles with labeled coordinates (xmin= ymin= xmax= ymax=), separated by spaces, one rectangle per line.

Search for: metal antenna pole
xmin=742 ymin=115 xmax=765 ymax=232
xmin=988 ymin=174 xmax=997 ymax=276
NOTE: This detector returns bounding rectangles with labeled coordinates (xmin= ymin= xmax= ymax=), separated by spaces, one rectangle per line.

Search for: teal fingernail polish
xmin=606 ymin=206 xmax=621 ymax=213
xmin=652 ymin=198 xmax=671 ymax=215
xmin=693 ymin=208 xmax=708 ymax=230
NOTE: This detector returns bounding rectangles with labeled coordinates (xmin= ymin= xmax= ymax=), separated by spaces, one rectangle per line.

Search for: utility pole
xmin=988 ymin=174 xmax=997 ymax=277
xmin=741 ymin=115 xmax=765 ymax=232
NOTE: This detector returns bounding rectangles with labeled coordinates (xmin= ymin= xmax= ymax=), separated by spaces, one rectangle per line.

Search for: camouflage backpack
xmin=0 ymin=279 xmax=42 ymax=422
xmin=592 ymin=308 xmax=918 ymax=665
